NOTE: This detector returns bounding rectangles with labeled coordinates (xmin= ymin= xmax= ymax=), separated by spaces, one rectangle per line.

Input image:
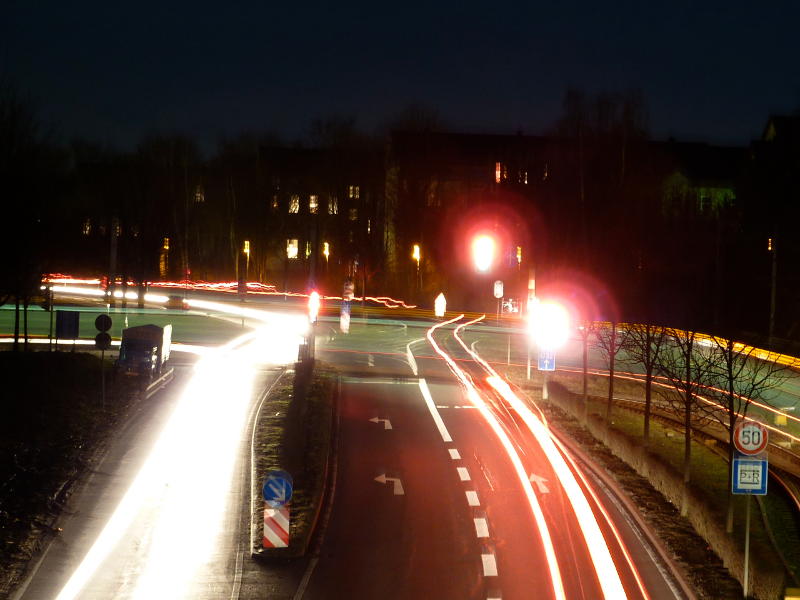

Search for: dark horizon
xmin=4 ymin=2 xmax=800 ymax=152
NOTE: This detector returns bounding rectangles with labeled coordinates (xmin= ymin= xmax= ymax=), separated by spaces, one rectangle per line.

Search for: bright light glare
xmin=472 ymin=235 xmax=495 ymax=272
xmin=529 ymin=300 xmax=571 ymax=349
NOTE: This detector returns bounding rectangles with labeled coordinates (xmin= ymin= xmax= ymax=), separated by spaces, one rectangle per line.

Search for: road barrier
xmin=263 ymin=505 xmax=290 ymax=548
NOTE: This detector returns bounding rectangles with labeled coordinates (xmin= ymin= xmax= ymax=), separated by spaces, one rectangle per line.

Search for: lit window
xmin=323 ymin=242 xmax=330 ymax=259
xmin=309 ymin=195 xmax=319 ymax=214
xmin=495 ymin=162 xmax=501 ymax=184
xmin=305 ymin=241 xmax=311 ymax=258
xmin=286 ymin=239 xmax=299 ymax=259
xmin=271 ymin=195 xmax=279 ymax=211
xmin=82 ymin=219 xmax=91 ymax=235
xmin=289 ymin=195 xmax=300 ymax=214
xmin=367 ymin=218 xmax=371 ymax=234
xmin=349 ymin=208 xmax=358 ymax=221
xmin=519 ymin=170 xmax=528 ymax=184
xmin=162 ymin=237 xmax=170 ymax=250
xmin=348 ymin=185 xmax=360 ymax=199
xmin=194 ymin=184 xmax=205 ymax=203
xmin=328 ymin=196 xmax=339 ymax=215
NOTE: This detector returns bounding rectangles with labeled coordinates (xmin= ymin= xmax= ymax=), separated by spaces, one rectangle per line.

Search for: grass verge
xmin=251 ymin=361 xmax=336 ymax=558
xmin=0 ymin=349 xmax=139 ymax=598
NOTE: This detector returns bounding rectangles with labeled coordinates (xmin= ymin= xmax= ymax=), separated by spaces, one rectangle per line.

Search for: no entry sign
xmin=733 ymin=420 xmax=768 ymax=456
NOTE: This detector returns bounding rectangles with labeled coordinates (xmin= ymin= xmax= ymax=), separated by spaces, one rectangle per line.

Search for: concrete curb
xmin=551 ymin=423 xmax=699 ymax=600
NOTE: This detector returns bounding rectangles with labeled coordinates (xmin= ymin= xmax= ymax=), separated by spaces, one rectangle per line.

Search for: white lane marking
xmin=466 ymin=491 xmax=480 ymax=506
xmin=481 ymin=553 xmax=498 ymax=576
xmin=474 ymin=518 xmax=489 ymax=538
xmin=406 ymin=338 xmax=424 ymax=376
xmin=418 ymin=378 xmax=453 ymax=442
xmin=457 ymin=467 xmax=471 ymax=481
xmin=292 ymin=556 xmax=318 ymax=600
xmin=448 ymin=449 xmax=461 ymax=460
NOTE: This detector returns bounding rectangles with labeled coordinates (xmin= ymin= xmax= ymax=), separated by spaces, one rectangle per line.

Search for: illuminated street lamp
xmin=472 ymin=234 xmax=495 ymax=272
xmin=308 ymin=290 xmax=320 ymax=324
xmin=243 ymin=240 xmax=251 ymax=280
xmin=527 ymin=299 xmax=571 ymax=400
xmin=412 ymin=244 xmax=421 ymax=296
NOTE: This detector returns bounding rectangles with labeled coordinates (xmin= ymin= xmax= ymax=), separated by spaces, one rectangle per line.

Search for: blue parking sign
xmin=732 ymin=458 xmax=768 ymax=495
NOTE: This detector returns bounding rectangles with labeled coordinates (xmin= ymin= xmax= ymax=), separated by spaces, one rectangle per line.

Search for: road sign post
xmin=731 ymin=420 xmax=768 ymax=598
xmin=537 ymin=349 xmax=555 ymax=400
xmin=95 ymin=315 xmax=112 ymax=411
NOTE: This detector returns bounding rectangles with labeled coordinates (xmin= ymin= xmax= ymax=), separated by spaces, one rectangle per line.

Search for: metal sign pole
xmin=743 ymin=495 xmax=751 ymax=598
xmin=101 ymin=347 xmax=106 ymax=412
xmin=526 ymin=345 xmax=531 ymax=380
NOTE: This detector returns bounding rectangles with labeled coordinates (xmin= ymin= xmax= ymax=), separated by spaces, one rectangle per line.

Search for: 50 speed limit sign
xmin=733 ymin=420 xmax=769 ymax=456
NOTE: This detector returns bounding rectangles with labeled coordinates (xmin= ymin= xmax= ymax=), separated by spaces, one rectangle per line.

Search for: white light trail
xmin=55 ymin=302 xmax=305 ymax=599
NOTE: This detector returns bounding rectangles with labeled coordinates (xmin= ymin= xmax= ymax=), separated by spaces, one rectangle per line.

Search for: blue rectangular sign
xmin=732 ymin=458 xmax=768 ymax=495
xmin=538 ymin=349 xmax=555 ymax=372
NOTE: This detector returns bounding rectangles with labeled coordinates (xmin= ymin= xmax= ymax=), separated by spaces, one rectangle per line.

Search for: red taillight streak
xmin=427 ymin=315 xmax=566 ymax=600
xmin=453 ymin=319 xmax=627 ymax=600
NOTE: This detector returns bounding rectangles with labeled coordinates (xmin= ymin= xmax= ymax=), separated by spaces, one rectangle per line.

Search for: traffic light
xmin=472 ymin=234 xmax=496 ymax=272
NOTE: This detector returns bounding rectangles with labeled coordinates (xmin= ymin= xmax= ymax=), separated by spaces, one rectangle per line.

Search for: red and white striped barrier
xmin=263 ymin=504 xmax=290 ymax=548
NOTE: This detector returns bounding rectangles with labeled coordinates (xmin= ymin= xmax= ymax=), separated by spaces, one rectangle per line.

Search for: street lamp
xmin=412 ymin=244 xmax=421 ymax=296
xmin=243 ymin=240 xmax=251 ymax=281
xmin=527 ymin=299 xmax=570 ymax=400
xmin=472 ymin=234 xmax=495 ymax=272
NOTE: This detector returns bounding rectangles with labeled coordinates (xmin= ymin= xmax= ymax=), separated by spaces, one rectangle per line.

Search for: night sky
xmin=3 ymin=1 xmax=799 ymax=151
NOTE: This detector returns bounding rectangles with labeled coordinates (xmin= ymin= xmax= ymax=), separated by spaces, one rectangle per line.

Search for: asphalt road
xmin=5 ymin=307 xmax=696 ymax=599
xmin=14 ymin=346 xmax=286 ymax=600
xmin=304 ymin=321 xmax=687 ymax=600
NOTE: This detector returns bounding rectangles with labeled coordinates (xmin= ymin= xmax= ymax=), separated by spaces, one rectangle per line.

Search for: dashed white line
xmin=481 ymin=553 xmax=498 ymax=576
xmin=448 ymin=449 xmax=461 ymax=460
xmin=457 ymin=467 xmax=471 ymax=481
xmin=466 ymin=491 xmax=480 ymax=506
xmin=418 ymin=378 xmax=453 ymax=442
xmin=474 ymin=518 xmax=489 ymax=538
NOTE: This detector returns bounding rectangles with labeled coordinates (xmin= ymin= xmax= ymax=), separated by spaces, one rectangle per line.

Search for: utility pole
xmin=768 ymin=236 xmax=777 ymax=346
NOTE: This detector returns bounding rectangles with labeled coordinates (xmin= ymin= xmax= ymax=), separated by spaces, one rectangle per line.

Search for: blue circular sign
xmin=263 ymin=470 xmax=293 ymax=507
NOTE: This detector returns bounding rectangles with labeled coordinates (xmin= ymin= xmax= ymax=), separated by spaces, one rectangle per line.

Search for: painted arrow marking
xmin=529 ymin=473 xmax=550 ymax=494
xmin=369 ymin=417 xmax=393 ymax=430
xmin=374 ymin=474 xmax=405 ymax=495
xmin=267 ymin=480 xmax=288 ymax=503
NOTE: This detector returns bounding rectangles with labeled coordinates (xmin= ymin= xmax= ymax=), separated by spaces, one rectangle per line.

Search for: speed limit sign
xmin=733 ymin=421 xmax=768 ymax=456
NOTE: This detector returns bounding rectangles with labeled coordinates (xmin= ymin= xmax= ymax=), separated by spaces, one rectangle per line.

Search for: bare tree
xmin=705 ymin=336 xmax=788 ymax=532
xmin=578 ymin=320 xmax=598 ymax=423
xmin=656 ymin=329 xmax=715 ymax=514
xmin=623 ymin=323 xmax=669 ymax=447
xmin=593 ymin=321 xmax=629 ymax=427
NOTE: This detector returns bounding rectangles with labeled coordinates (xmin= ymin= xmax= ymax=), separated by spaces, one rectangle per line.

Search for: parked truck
xmin=116 ymin=324 xmax=172 ymax=379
